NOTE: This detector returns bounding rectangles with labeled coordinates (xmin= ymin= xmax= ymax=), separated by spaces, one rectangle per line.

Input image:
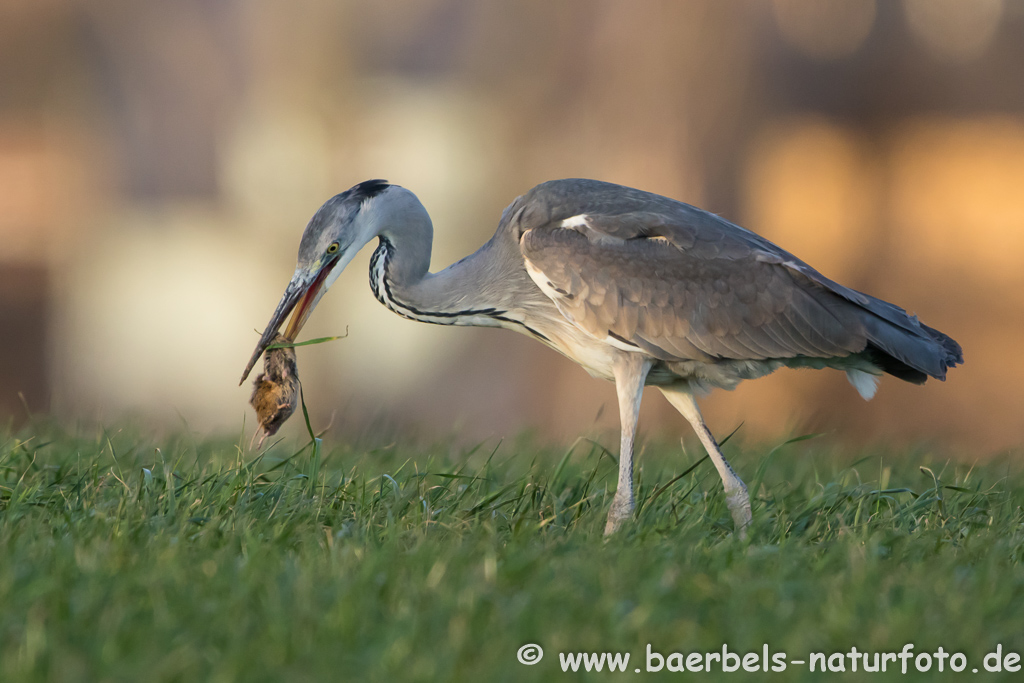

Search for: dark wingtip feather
xmin=865 ymin=344 xmax=929 ymax=384
xmin=864 ymin=320 xmax=962 ymax=385
xmin=922 ymin=322 xmax=964 ymax=369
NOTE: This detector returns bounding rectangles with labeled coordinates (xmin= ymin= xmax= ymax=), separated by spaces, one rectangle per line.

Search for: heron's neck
xmin=369 ymin=216 xmax=507 ymax=327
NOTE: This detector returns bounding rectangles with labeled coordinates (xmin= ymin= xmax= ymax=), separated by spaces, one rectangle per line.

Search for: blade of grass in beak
xmin=268 ymin=329 xmax=349 ymax=350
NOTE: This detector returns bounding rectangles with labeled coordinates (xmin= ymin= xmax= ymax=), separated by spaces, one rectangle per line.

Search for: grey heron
xmin=241 ymin=179 xmax=962 ymax=535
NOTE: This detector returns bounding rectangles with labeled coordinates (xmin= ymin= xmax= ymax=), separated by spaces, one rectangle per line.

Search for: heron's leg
xmin=604 ymin=354 xmax=652 ymax=536
xmin=659 ymin=387 xmax=752 ymax=535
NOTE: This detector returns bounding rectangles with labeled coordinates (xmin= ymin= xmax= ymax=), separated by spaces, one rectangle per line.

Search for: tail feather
xmin=846 ymin=369 xmax=880 ymax=399
xmin=860 ymin=313 xmax=962 ymax=383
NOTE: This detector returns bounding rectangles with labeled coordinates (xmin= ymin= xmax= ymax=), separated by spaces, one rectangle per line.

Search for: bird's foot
xmin=725 ymin=485 xmax=752 ymax=540
xmin=604 ymin=494 xmax=634 ymax=536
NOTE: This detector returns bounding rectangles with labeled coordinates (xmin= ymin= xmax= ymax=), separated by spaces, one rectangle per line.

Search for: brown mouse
xmin=249 ymin=334 xmax=300 ymax=448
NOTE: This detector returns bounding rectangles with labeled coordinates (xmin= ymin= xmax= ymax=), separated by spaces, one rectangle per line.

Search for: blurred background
xmin=1 ymin=0 xmax=1021 ymax=454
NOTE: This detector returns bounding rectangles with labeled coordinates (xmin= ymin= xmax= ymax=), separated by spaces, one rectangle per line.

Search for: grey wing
xmin=511 ymin=179 xmax=961 ymax=379
xmin=520 ymin=222 xmax=865 ymax=363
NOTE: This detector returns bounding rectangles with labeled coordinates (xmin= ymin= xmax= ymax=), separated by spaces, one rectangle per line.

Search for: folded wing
xmin=513 ymin=179 xmax=962 ymax=382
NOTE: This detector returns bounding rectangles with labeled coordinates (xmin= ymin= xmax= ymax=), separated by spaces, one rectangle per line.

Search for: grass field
xmin=1 ymin=421 xmax=1021 ymax=682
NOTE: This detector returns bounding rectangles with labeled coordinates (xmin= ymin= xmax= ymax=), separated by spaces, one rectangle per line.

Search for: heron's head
xmin=239 ymin=179 xmax=392 ymax=384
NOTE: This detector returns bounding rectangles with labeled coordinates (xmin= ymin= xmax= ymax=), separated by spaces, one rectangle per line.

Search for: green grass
xmin=0 ymin=422 xmax=1022 ymax=682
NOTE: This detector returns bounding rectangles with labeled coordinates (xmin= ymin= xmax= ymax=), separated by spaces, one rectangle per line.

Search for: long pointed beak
xmin=239 ymin=258 xmax=337 ymax=385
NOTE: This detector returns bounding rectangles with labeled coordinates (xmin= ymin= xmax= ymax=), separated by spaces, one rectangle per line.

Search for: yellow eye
xmin=326 ymin=242 xmax=340 ymax=254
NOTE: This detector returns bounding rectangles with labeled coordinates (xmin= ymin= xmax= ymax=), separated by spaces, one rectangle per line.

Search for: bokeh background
xmin=1 ymin=0 xmax=1021 ymax=455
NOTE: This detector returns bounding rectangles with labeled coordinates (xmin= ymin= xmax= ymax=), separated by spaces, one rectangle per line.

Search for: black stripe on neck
xmin=369 ymin=236 xmax=551 ymax=342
